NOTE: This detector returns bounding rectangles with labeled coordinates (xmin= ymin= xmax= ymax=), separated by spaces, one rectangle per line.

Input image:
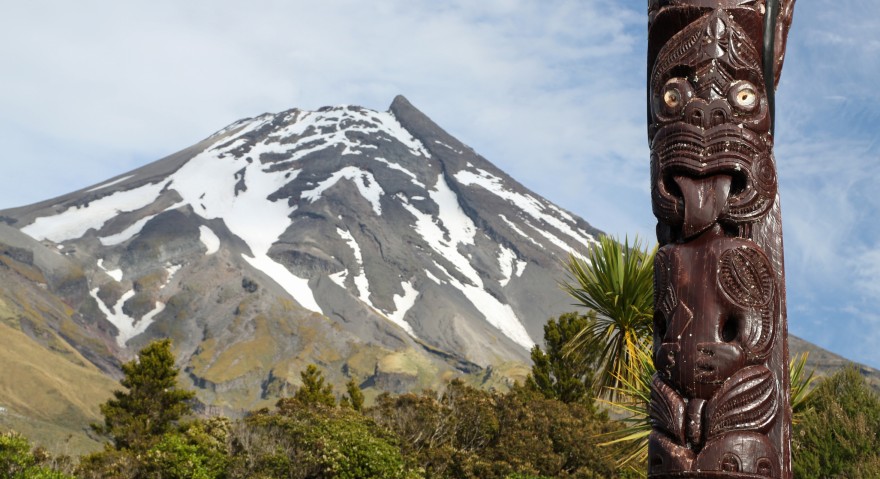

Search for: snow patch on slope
xmin=514 ymin=259 xmax=527 ymax=278
xmin=336 ymin=227 xmax=372 ymax=306
xmin=302 ymin=167 xmax=383 ymax=215
xmin=199 ymin=226 xmax=220 ymax=255
xmin=99 ymin=216 xmax=153 ymax=246
xmin=425 ymin=270 xmax=443 ymax=285
xmin=455 ymin=168 xmax=596 ymax=251
xmin=96 ymin=259 xmax=123 ymax=282
xmin=165 ymin=263 xmax=182 ymax=285
xmin=385 ymin=281 xmax=418 ymax=336
xmin=243 ymin=255 xmax=320 ymax=312
xmin=497 ymin=245 xmax=517 ymax=287
xmin=373 ymin=157 xmax=425 ymax=187
xmin=87 ymin=175 xmax=134 ymax=192
xmin=401 ymin=174 xmax=534 ymax=349
xmin=23 ymin=182 xmax=166 ymax=242
xmin=329 ymin=269 xmax=347 ymax=289
xmin=90 ymin=288 xmax=162 ymax=346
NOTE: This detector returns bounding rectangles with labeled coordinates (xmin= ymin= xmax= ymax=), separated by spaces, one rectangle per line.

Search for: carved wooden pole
xmin=647 ymin=1 xmax=796 ymax=477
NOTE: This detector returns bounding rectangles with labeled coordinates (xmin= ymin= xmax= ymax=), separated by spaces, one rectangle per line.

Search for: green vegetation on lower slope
xmin=30 ymin=340 xmax=636 ymax=478
xmin=5 ymin=333 xmax=880 ymax=478
xmin=793 ymin=366 xmax=880 ymax=477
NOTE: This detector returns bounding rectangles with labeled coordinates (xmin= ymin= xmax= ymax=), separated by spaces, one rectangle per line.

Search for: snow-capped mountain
xmin=0 ymin=96 xmax=601 ymax=409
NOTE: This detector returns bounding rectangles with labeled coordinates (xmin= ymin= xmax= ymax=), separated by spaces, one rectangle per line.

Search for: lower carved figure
xmin=649 ymin=366 xmax=780 ymax=477
xmin=649 ymin=227 xmax=782 ymax=478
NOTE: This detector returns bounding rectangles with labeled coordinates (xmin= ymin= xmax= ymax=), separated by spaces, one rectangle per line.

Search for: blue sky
xmin=1 ymin=0 xmax=879 ymax=368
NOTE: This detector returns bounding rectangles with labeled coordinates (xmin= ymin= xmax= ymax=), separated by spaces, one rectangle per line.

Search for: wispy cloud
xmin=1 ymin=1 xmax=879 ymax=366
xmin=772 ymin=0 xmax=880 ymax=367
xmin=0 ymin=1 xmax=646 ymax=220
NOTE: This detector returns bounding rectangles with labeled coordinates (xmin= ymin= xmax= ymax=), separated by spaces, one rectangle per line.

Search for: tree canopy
xmin=526 ymin=311 xmax=600 ymax=404
xmin=92 ymin=339 xmax=195 ymax=451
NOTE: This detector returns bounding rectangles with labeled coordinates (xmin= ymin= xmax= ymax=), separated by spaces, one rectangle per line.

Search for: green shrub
xmin=0 ymin=432 xmax=75 ymax=479
xmin=229 ymin=402 xmax=414 ymax=479
xmin=142 ymin=418 xmax=231 ymax=479
xmin=370 ymin=381 xmax=623 ymax=478
xmin=792 ymin=366 xmax=880 ymax=478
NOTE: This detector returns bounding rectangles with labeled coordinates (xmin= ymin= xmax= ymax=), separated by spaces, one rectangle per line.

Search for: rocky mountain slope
xmin=0 ymin=96 xmax=600 ymax=412
xmin=0 ymin=96 xmax=875 ymax=451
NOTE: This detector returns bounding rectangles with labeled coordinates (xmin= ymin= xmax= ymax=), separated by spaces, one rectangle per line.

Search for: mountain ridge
xmin=0 ymin=95 xmax=876 ymax=453
xmin=0 ymin=95 xmax=601 ymax=396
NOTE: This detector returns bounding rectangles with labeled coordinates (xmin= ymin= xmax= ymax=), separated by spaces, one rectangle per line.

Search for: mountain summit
xmin=0 ymin=96 xmax=601 ymax=408
xmin=1 ymin=96 xmax=877 ymax=450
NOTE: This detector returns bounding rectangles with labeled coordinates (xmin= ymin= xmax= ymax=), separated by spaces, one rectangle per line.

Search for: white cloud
xmin=2 ymin=0 xmax=880 ymax=366
xmin=0 ymin=1 xmax=645 ymax=217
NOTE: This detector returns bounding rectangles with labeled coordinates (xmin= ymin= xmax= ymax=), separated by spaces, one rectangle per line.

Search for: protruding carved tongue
xmin=674 ymin=175 xmax=732 ymax=239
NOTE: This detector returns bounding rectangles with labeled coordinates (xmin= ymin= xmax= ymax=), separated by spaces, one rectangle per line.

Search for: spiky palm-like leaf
xmin=598 ymin=344 xmax=655 ymax=475
xmin=790 ymin=351 xmax=817 ymax=423
xmin=562 ymin=235 xmax=656 ymax=401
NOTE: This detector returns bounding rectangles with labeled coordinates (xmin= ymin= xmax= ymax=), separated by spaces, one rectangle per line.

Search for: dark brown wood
xmin=647 ymin=1 xmax=796 ymax=477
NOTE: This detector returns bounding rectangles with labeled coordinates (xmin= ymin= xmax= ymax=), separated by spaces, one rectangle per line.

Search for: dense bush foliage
xmin=369 ymin=379 xmax=631 ymax=478
xmin=0 ymin=432 xmax=75 ymax=479
xmin=6 ymin=336 xmax=880 ymax=478
xmin=792 ymin=366 xmax=880 ymax=478
xmin=231 ymin=397 xmax=412 ymax=479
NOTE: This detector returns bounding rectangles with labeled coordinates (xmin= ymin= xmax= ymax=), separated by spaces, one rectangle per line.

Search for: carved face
xmin=695 ymin=432 xmax=779 ymax=477
xmin=653 ymin=226 xmax=776 ymax=399
xmin=649 ymin=429 xmax=779 ymax=477
xmin=649 ymin=7 xmax=777 ymax=237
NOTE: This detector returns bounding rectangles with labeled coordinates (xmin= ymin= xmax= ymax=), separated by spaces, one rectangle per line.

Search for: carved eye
xmin=721 ymin=453 xmax=740 ymax=472
xmin=660 ymin=78 xmax=693 ymax=115
xmin=757 ymin=458 xmax=773 ymax=476
xmin=729 ymin=81 xmax=759 ymax=112
xmin=664 ymin=89 xmax=681 ymax=108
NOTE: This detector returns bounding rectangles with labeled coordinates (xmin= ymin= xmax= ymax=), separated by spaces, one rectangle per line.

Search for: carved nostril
xmin=691 ymin=109 xmax=704 ymax=126
xmin=711 ymin=109 xmax=727 ymax=127
xmin=662 ymin=174 xmax=683 ymax=200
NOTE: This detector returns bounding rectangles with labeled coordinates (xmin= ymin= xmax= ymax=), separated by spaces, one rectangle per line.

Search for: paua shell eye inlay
xmin=662 ymin=78 xmax=693 ymax=114
xmin=664 ymin=89 xmax=681 ymax=108
xmin=729 ymin=80 xmax=759 ymax=112
xmin=656 ymin=77 xmax=695 ymax=119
